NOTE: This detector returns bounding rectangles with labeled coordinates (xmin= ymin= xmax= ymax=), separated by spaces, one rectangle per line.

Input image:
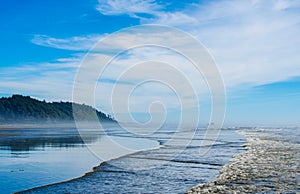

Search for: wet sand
xmin=187 ymin=129 xmax=300 ymax=193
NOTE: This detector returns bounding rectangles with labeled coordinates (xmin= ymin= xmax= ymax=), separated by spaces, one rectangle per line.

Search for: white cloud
xmin=31 ymin=34 xmax=103 ymax=51
xmin=138 ymin=0 xmax=300 ymax=88
xmin=0 ymin=59 xmax=79 ymax=102
xmin=97 ymin=0 xmax=161 ymax=18
xmin=94 ymin=0 xmax=300 ymax=89
xmin=29 ymin=3 xmax=300 ymax=85
xmin=70 ymin=44 xmax=211 ymax=115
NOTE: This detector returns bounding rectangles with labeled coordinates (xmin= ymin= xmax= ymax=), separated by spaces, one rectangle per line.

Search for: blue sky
xmin=0 ymin=0 xmax=299 ymax=126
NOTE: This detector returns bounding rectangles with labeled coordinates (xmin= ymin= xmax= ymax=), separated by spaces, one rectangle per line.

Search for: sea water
xmin=8 ymin=125 xmax=247 ymax=193
xmin=0 ymin=124 xmax=159 ymax=193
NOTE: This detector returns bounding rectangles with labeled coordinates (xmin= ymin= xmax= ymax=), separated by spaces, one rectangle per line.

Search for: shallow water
xmin=0 ymin=125 xmax=159 ymax=194
xmin=18 ymin=127 xmax=246 ymax=194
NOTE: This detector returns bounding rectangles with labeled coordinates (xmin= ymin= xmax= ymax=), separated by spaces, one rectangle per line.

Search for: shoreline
xmin=17 ymin=160 xmax=112 ymax=194
xmin=17 ymin=139 xmax=162 ymax=194
xmin=187 ymin=129 xmax=300 ymax=193
xmin=17 ymin=129 xmax=245 ymax=193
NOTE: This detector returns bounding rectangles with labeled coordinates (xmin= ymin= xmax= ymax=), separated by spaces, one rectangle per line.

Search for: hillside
xmin=0 ymin=95 xmax=116 ymax=123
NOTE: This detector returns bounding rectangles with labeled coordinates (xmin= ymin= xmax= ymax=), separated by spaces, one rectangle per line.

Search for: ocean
xmin=1 ymin=124 xmax=246 ymax=193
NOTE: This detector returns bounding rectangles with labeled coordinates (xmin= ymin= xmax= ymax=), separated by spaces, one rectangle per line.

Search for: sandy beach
xmin=187 ymin=128 xmax=300 ymax=193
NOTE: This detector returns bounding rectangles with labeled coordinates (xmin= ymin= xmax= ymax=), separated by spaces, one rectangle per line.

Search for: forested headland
xmin=0 ymin=95 xmax=115 ymax=124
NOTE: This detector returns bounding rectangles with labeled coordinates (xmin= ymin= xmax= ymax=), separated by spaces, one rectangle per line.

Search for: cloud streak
xmin=0 ymin=59 xmax=79 ymax=101
xmin=96 ymin=0 xmax=162 ymax=18
xmin=138 ymin=0 xmax=300 ymax=88
xmin=58 ymin=0 xmax=300 ymax=90
xmin=32 ymin=34 xmax=103 ymax=51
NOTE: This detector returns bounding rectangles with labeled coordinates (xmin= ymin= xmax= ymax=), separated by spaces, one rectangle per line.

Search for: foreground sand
xmin=187 ymin=129 xmax=300 ymax=193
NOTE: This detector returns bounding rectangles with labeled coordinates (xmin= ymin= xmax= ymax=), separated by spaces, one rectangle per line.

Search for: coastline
xmin=17 ymin=139 xmax=162 ymax=194
xmin=187 ymin=128 xmax=300 ymax=193
xmin=15 ymin=128 xmax=246 ymax=193
xmin=19 ymin=157 xmax=145 ymax=194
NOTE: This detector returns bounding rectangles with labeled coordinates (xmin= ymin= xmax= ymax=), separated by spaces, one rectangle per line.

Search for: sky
xmin=0 ymin=0 xmax=299 ymax=126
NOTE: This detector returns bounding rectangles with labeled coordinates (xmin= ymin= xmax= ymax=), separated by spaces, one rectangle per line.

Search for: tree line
xmin=0 ymin=95 xmax=115 ymax=123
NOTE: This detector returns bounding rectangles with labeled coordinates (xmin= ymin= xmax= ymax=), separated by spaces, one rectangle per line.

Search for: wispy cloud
xmin=0 ymin=58 xmax=79 ymax=101
xmin=85 ymin=1 xmax=295 ymax=90
xmin=36 ymin=0 xmax=300 ymax=90
xmin=96 ymin=0 xmax=162 ymax=18
xmin=31 ymin=34 xmax=103 ymax=51
xmin=138 ymin=0 xmax=300 ymax=88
